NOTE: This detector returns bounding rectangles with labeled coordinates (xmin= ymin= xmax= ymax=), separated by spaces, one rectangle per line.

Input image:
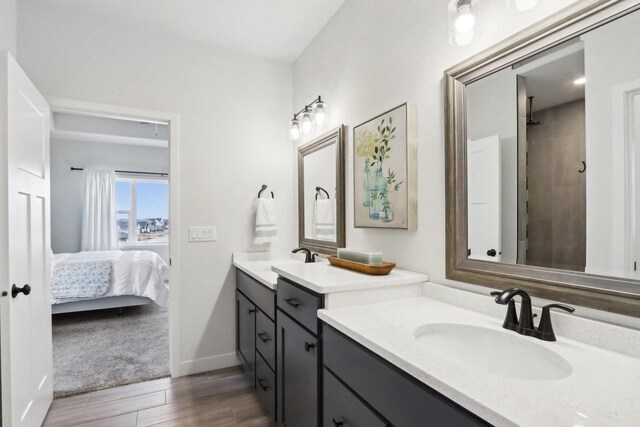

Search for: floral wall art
xmin=353 ymin=103 xmax=417 ymax=229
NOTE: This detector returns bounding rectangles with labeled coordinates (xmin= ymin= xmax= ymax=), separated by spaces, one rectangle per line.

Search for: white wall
xmin=0 ymin=0 xmax=16 ymax=58
xmin=467 ymin=68 xmax=518 ymax=264
xmin=18 ymin=0 xmax=295 ymax=374
xmin=292 ymin=0 xmax=640 ymax=327
xmin=583 ymin=11 xmax=640 ymax=278
xmin=293 ymin=0 xmax=580 ymax=276
xmin=50 ymin=138 xmax=170 ymax=262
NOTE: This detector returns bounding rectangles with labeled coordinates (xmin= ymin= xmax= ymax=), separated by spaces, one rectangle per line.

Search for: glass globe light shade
xmin=301 ymin=109 xmax=313 ymax=134
xmin=289 ymin=117 xmax=300 ymax=141
xmin=313 ymin=100 xmax=327 ymax=127
xmin=507 ymin=0 xmax=538 ymax=12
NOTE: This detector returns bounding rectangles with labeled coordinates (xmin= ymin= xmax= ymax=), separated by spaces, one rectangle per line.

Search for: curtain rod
xmin=70 ymin=167 xmax=168 ymax=177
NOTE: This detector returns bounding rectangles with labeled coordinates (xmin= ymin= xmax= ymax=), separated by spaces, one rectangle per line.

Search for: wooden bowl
xmin=327 ymin=256 xmax=396 ymax=276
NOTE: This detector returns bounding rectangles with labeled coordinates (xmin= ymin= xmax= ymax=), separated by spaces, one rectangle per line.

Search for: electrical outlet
xmin=188 ymin=226 xmax=217 ymax=242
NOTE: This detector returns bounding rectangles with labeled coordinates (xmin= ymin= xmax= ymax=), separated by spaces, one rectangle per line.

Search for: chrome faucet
xmin=491 ymin=288 xmax=574 ymax=341
xmin=292 ymin=247 xmax=317 ymax=263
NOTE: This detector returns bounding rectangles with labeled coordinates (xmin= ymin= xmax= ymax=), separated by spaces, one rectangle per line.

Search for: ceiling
xmin=518 ymin=44 xmax=585 ymax=112
xmin=29 ymin=0 xmax=346 ymax=62
xmin=51 ymin=112 xmax=169 ymax=149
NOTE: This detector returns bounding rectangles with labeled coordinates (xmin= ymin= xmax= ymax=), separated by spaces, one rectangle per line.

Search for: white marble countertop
xmin=318 ymin=293 xmax=640 ymax=427
xmin=232 ymin=251 xmax=306 ymax=290
xmin=271 ymin=262 xmax=429 ymax=294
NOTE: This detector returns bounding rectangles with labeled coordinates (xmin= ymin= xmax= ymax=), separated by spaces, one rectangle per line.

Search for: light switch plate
xmin=189 ymin=226 xmax=217 ymax=242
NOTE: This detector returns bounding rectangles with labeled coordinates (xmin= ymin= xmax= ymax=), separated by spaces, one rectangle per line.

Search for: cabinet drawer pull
xmin=304 ymin=341 xmax=315 ymax=352
xmin=332 ymin=418 xmax=344 ymax=426
xmin=248 ymin=308 xmax=256 ymax=314
xmin=257 ymin=377 xmax=269 ymax=391
xmin=258 ymin=332 xmax=271 ymax=343
xmin=285 ymin=297 xmax=302 ymax=308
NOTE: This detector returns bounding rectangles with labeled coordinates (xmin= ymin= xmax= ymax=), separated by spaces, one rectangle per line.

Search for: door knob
xmin=12 ymin=284 xmax=31 ymax=298
xmin=487 ymin=249 xmax=497 ymax=257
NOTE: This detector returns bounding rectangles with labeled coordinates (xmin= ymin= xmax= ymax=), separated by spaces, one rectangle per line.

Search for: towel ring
xmin=315 ymin=186 xmax=330 ymax=200
xmin=258 ymin=184 xmax=274 ymax=199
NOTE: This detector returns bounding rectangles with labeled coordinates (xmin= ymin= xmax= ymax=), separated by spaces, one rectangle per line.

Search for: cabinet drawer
xmin=236 ymin=269 xmax=276 ymax=320
xmin=323 ymin=326 xmax=490 ymax=427
xmin=256 ymin=352 xmax=276 ymax=420
xmin=323 ymin=368 xmax=388 ymax=427
xmin=256 ymin=310 xmax=276 ymax=371
xmin=277 ymin=277 xmax=322 ymax=334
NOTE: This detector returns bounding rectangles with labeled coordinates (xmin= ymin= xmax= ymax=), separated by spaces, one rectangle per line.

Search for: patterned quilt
xmin=51 ymin=259 xmax=112 ymax=299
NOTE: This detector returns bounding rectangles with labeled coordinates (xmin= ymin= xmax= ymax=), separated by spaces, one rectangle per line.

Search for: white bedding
xmin=51 ymin=250 xmax=170 ymax=307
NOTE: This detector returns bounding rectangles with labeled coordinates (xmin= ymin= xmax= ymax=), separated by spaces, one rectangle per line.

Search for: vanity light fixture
xmin=288 ymin=95 xmax=328 ymax=141
xmin=507 ymin=0 xmax=538 ymax=12
xmin=574 ymin=77 xmax=587 ymax=85
xmin=448 ymin=0 xmax=480 ymax=46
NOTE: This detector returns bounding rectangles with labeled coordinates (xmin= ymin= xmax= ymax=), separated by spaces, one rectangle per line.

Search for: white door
xmin=633 ymin=93 xmax=640 ymax=278
xmin=0 ymin=51 xmax=53 ymax=427
xmin=467 ymin=135 xmax=501 ymax=262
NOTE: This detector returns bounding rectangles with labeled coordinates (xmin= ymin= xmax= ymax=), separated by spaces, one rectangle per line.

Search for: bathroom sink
xmin=413 ymin=323 xmax=572 ymax=381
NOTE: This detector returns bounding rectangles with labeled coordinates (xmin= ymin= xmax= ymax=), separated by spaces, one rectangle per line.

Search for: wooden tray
xmin=327 ymin=256 xmax=396 ymax=276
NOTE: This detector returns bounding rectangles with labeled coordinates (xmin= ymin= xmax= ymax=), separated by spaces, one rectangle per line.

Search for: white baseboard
xmin=177 ymin=352 xmax=240 ymax=376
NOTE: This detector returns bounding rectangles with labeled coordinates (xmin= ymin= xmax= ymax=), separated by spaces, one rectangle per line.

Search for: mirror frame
xmin=298 ymin=125 xmax=346 ymax=255
xmin=445 ymin=0 xmax=640 ymax=317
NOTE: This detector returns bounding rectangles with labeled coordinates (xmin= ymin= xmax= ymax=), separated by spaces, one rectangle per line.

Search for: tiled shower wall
xmin=526 ymin=99 xmax=586 ymax=271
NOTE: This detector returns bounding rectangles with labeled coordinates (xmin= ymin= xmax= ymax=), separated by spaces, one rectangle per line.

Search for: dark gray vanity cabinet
xmin=276 ymin=277 xmax=324 ymax=427
xmin=235 ymin=269 xmax=277 ymax=420
xmin=322 ymin=325 xmax=490 ymax=427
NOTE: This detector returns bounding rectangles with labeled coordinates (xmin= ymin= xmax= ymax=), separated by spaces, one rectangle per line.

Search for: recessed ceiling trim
xmin=51 ymin=129 xmax=169 ymax=149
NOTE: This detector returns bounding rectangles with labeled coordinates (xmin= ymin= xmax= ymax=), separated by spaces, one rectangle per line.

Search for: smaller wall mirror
xmin=298 ymin=125 xmax=345 ymax=254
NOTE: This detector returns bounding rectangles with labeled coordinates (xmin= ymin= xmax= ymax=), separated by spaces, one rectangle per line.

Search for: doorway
xmin=47 ymin=99 xmax=182 ymax=395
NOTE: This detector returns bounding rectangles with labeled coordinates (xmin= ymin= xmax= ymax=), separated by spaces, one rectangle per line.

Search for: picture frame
xmin=353 ymin=103 xmax=417 ymax=230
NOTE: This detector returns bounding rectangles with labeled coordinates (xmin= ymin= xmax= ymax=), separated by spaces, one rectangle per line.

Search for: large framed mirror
xmin=298 ymin=125 xmax=345 ymax=254
xmin=445 ymin=0 xmax=640 ymax=317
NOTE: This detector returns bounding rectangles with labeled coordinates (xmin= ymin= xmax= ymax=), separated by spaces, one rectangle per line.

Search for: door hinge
xmin=467 ymin=248 xmax=471 ymax=256
xmin=635 ymin=261 xmax=637 ymax=272
xmin=169 ymin=258 xmax=172 ymax=266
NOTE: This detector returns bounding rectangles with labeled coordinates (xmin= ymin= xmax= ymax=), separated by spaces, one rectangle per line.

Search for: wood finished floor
xmin=43 ymin=366 xmax=273 ymax=427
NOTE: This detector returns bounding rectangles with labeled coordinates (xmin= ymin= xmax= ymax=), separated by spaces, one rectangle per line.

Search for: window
xmin=116 ymin=177 xmax=169 ymax=246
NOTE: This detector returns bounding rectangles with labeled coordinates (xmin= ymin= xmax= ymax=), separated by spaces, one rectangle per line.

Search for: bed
xmin=50 ymin=250 xmax=170 ymax=314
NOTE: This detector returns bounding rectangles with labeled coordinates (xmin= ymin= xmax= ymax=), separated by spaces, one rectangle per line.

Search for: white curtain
xmin=81 ymin=169 xmax=118 ymax=251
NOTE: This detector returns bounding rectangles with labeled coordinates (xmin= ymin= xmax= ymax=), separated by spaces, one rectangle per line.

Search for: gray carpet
xmin=52 ymin=304 xmax=170 ymax=398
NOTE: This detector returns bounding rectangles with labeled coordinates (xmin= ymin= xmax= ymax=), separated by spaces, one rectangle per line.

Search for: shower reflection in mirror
xmin=465 ymin=9 xmax=640 ymax=280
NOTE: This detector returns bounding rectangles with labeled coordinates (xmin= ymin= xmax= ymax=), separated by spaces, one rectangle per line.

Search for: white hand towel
xmin=314 ymin=198 xmax=335 ymax=241
xmin=254 ymin=198 xmax=277 ymax=244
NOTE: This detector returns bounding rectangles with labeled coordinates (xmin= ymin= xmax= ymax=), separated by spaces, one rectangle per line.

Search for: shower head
xmin=527 ymin=96 xmax=541 ymax=127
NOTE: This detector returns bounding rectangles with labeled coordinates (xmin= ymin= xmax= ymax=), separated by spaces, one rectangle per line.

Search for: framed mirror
xmin=298 ymin=125 xmax=345 ymax=254
xmin=445 ymin=0 xmax=640 ymax=317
